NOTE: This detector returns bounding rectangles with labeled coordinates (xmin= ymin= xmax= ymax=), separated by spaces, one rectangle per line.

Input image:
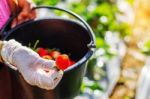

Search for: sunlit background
xmin=33 ymin=0 xmax=150 ymax=99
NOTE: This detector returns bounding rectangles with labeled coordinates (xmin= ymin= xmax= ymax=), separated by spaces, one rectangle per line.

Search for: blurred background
xmin=33 ymin=0 xmax=150 ymax=99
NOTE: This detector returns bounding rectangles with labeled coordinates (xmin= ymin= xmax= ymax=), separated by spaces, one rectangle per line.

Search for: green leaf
xmin=96 ymin=37 xmax=105 ymax=48
xmin=34 ymin=0 xmax=59 ymax=5
xmin=80 ymin=78 xmax=104 ymax=93
xmin=127 ymin=0 xmax=134 ymax=5
xmin=141 ymin=40 xmax=150 ymax=55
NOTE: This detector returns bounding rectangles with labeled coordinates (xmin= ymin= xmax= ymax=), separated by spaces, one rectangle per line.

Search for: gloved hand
xmin=0 ymin=39 xmax=63 ymax=90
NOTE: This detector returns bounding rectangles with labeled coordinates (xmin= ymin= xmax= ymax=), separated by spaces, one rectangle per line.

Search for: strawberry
xmin=56 ymin=54 xmax=70 ymax=70
xmin=69 ymin=60 xmax=75 ymax=66
xmin=49 ymin=50 xmax=61 ymax=59
xmin=37 ymin=48 xmax=48 ymax=57
xmin=42 ymin=55 xmax=52 ymax=60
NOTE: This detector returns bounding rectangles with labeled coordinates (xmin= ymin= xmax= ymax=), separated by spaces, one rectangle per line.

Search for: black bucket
xmin=0 ymin=6 xmax=96 ymax=99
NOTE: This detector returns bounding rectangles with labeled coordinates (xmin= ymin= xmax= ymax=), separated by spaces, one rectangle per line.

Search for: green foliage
xmin=33 ymin=0 xmax=59 ymax=5
xmin=96 ymin=37 xmax=108 ymax=48
xmin=141 ymin=40 xmax=150 ymax=55
xmin=123 ymin=96 xmax=130 ymax=99
xmin=80 ymin=77 xmax=103 ymax=94
xmin=127 ymin=0 xmax=134 ymax=5
xmin=116 ymin=23 xmax=131 ymax=38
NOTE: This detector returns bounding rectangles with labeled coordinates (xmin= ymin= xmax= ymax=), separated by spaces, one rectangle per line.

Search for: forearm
xmin=0 ymin=41 xmax=4 ymax=63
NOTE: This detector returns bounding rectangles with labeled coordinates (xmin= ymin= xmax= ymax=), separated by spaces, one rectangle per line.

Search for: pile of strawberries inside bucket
xmin=37 ymin=47 xmax=75 ymax=70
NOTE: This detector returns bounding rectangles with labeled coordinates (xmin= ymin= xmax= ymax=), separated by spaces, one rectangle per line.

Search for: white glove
xmin=0 ymin=39 xmax=63 ymax=90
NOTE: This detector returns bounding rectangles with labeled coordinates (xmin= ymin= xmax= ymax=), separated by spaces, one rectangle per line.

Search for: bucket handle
xmin=1 ymin=6 xmax=96 ymax=49
xmin=33 ymin=6 xmax=96 ymax=49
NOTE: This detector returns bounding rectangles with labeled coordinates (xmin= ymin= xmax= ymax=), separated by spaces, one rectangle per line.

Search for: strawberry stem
xmin=28 ymin=43 xmax=31 ymax=48
xmin=33 ymin=40 xmax=39 ymax=50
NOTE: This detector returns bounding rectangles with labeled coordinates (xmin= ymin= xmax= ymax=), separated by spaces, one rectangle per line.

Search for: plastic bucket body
xmin=0 ymin=6 xmax=96 ymax=99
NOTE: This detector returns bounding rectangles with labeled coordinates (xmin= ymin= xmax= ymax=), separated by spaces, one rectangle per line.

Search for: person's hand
xmin=8 ymin=0 xmax=36 ymax=28
xmin=0 ymin=40 xmax=63 ymax=90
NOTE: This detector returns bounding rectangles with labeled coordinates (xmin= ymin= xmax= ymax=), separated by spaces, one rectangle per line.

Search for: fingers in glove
xmin=48 ymin=70 xmax=63 ymax=89
xmin=25 ymin=69 xmax=63 ymax=90
xmin=51 ymin=70 xmax=63 ymax=80
xmin=40 ymin=58 xmax=56 ymax=70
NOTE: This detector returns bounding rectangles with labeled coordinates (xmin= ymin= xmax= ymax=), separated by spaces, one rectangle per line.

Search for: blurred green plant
xmin=80 ymin=77 xmax=104 ymax=94
xmin=68 ymin=1 xmax=131 ymax=38
xmin=33 ymin=0 xmax=59 ymax=6
xmin=127 ymin=0 xmax=134 ymax=5
xmin=140 ymin=40 xmax=150 ymax=55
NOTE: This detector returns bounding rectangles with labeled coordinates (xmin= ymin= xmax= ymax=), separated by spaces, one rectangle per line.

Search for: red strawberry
xmin=69 ymin=60 xmax=75 ymax=66
xmin=37 ymin=48 xmax=48 ymax=57
xmin=56 ymin=54 xmax=70 ymax=70
xmin=49 ymin=51 xmax=61 ymax=59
